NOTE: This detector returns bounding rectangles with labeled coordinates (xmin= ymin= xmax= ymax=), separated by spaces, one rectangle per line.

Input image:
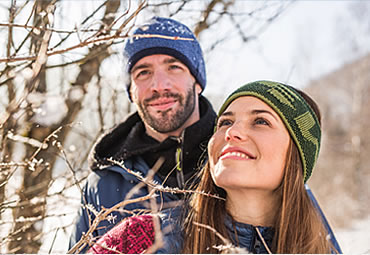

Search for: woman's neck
xmin=225 ymin=189 xmax=280 ymax=227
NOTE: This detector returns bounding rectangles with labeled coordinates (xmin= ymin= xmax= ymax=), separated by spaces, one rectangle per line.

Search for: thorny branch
xmin=67 ymin=193 xmax=156 ymax=254
xmin=108 ymin=158 xmax=225 ymax=201
xmin=0 ymin=33 xmax=193 ymax=63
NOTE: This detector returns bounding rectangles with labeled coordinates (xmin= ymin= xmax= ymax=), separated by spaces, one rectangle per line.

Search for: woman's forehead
xmin=225 ymin=96 xmax=275 ymax=112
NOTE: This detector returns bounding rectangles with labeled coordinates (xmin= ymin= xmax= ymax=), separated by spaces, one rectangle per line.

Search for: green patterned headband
xmin=217 ymin=80 xmax=321 ymax=183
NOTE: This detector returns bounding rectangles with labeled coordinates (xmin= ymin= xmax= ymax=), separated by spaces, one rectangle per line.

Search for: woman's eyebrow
xmin=251 ymin=109 xmax=278 ymax=121
xmin=220 ymin=111 xmax=234 ymax=117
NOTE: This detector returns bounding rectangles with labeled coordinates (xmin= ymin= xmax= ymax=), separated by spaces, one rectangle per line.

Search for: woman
xmin=88 ymin=80 xmax=340 ymax=254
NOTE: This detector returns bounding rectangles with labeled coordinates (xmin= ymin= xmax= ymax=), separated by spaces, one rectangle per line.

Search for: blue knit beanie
xmin=123 ymin=16 xmax=206 ymax=99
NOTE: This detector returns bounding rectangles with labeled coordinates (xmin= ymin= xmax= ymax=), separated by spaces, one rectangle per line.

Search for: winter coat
xmin=68 ymin=94 xmax=342 ymax=253
xmin=154 ymin=208 xmax=276 ymax=254
xmin=68 ymin=96 xmax=217 ymax=253
xmin=88 ymin=205 xmax=342 ymax=254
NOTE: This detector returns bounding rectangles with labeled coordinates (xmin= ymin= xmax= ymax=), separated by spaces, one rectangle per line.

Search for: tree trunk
xmin=7 ymin=1 xmax=120 ymax=253
xmin=0 ymin=0 xmax=17 ymax=216
xmin=7 ymin=1 xmax=54 ymax=252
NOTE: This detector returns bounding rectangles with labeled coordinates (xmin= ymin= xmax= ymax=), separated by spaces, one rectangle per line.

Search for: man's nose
xmin=151 ymin=70 xmax=171 ymax=92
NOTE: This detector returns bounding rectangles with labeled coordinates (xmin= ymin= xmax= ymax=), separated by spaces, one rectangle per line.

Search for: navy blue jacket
xmin=68 ymin=96 xmax=217 ymax=253
xmin=157 ymin=208 xmax=274 ymax=253
xmin=68 ymin=158 xmax=181 ymax=253
xmin=157 ymin=205 xmax=341 ymax=254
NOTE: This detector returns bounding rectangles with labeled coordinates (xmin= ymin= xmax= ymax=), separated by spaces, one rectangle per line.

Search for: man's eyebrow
xmin=131 ymin=63 xmax=150 ymax=74
xmin=131 ymin=57 xmax=182 ymax=74
xmin=164 ymin=57 xmax=182 ymax=64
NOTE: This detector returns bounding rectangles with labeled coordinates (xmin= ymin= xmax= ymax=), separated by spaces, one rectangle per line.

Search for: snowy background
xmin=1 ymin=0 xmax=369 ymax=253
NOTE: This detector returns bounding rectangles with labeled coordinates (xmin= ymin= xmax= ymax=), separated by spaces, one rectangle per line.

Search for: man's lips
xmin=219 ymin=147 xmax=256 ymax=160
xmin=147 ymin=98 xmax=177 ymax=111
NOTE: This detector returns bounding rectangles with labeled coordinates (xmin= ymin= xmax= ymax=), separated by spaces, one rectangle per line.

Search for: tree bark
xmin=7 ymin=1 xmax=120 ymax=253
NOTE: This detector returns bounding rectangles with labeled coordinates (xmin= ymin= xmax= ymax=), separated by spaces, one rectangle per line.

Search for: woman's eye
xmin=217 ymin=119 xmax=233 ymax=128
xmin=254 ymin=117 xmax=269 ymax=126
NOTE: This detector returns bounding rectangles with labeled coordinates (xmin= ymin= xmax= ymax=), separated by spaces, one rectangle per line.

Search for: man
xmin=68 ymin=16 xmax=341 ymax=253
xmin=68 ymin=16 xmax=217 ymax=252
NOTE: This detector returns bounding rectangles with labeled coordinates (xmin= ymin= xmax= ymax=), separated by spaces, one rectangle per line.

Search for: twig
xmin=48 ymin=227 xmax=60 ymax=254
xmin=7 ymin=131 xmax=48 ymax=149
xmin=193 ymin=222 xmax=249 ymax=253
xmin=0 ymin=22 xmax=109 ymax=34
xmin=67 ymin=192 xmax=156 ymax=254
xmin=143 ymin=157 xmax=165 ymax=254
xmin=193 ymin=221 xmax=230 ymax=246
xmin=107 ymin=158 xmax=225 ymax=201
xmin=255 ymin=226 xmax=272 ymax=254
xmin=0 ymin=34 xmax=194 ymax=63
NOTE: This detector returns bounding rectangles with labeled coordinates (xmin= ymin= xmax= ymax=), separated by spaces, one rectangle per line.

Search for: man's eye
xmin=135 ymin=70 xmax=150 ymax=79
xmin=169 ymin=64 xmax=182 ymax=70
xmin=217 ymin=119 xmax=233 ymax=128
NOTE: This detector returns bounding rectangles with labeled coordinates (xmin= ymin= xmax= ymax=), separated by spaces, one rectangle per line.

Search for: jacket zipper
xmin=175 ymin=133 xmax=185 ymax=189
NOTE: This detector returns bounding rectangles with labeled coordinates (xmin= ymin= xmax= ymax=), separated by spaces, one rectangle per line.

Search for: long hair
xmin=182 ymin=90 xmax=334 ymax=253
xmin=182 ymin=162 xmax=228 ymax=254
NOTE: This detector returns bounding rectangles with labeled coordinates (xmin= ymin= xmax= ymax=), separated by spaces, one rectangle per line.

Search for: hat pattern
xmin=217 ymin=80 xmax=321 ymax=183
xmin=123 ymin=17 xmax=206 ymax=99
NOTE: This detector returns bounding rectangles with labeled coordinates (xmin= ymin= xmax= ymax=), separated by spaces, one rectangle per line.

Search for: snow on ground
xmin=335 ymin=215 xmax=370 ymax=254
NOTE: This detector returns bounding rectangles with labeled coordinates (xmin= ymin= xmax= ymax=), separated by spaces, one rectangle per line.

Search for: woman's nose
xmin=225 ymin=123 xmax=246 ymax=141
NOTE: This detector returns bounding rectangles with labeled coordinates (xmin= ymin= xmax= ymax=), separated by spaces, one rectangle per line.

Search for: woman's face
xmin=208 ymin=96 xmax=290 ymax=192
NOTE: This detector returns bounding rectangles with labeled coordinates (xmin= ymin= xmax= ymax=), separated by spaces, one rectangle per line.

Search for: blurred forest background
xmin=0 ymin=0 xmax=369 ymax=253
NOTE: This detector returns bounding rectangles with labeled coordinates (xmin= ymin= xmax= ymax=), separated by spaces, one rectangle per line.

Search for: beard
xmin=136 ymin=84 xmax=197 ymax=133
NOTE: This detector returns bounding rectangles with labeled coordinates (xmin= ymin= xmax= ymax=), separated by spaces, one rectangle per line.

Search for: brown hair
xmin=182 ymin=89 xmax=334 ymax=253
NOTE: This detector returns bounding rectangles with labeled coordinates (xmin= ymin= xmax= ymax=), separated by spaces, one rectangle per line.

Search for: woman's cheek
xmin=207 ymin=134 xmax=221 ymax=168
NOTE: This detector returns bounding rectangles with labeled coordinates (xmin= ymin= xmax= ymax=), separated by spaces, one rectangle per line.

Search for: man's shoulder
xmin=86 ymin=158 xmax=144 ymax=183
xmin=88 ymin=112 xmax=143 ymax=170
xmin=84 ymin=167 xmax=124 ymax=193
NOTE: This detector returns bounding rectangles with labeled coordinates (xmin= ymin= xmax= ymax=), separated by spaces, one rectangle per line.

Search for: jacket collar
xmin=225 ymin=214 xmax=274 ymax=253
xmin=89 ymin=96 xmax=216 ymax=176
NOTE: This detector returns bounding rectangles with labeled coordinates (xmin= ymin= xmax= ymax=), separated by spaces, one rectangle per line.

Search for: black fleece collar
xmin=89 ymin=96 xmax=216 ymax=186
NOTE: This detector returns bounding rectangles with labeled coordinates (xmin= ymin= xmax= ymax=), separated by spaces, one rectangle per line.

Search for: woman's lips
xmin=219 ymin=147 xmax=256 ymax=161
xmin=220 ymin=151 xmax=251 ymax=160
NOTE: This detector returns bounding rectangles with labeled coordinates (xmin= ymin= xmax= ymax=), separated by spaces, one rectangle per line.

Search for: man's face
xmin=130 ymin=54 xmax=202 ymax=140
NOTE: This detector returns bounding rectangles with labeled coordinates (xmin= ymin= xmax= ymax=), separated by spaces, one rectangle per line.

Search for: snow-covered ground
xmin=336 ymin=216 xmax=370 ymax=254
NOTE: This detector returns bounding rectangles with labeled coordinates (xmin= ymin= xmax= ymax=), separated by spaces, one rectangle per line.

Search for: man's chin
xmin=147 ymin=108 xmax=174 ymax=119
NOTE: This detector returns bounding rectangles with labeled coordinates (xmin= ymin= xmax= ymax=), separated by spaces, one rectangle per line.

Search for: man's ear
xmin=129 ymin=82 xmax=137 ymax=102
xmin=195 ymin=83 xmax=202 ymax=95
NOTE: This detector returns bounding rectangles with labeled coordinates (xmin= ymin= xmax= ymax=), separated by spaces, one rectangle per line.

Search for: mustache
xmin=144 ymin=92 xmax=181 ymax=104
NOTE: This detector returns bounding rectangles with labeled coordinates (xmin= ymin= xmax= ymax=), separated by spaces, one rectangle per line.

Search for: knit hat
xmin=217 ymin=81 xmax=321 ymax=183
xmin=123 ymin=16 xmax=206 ymax=99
